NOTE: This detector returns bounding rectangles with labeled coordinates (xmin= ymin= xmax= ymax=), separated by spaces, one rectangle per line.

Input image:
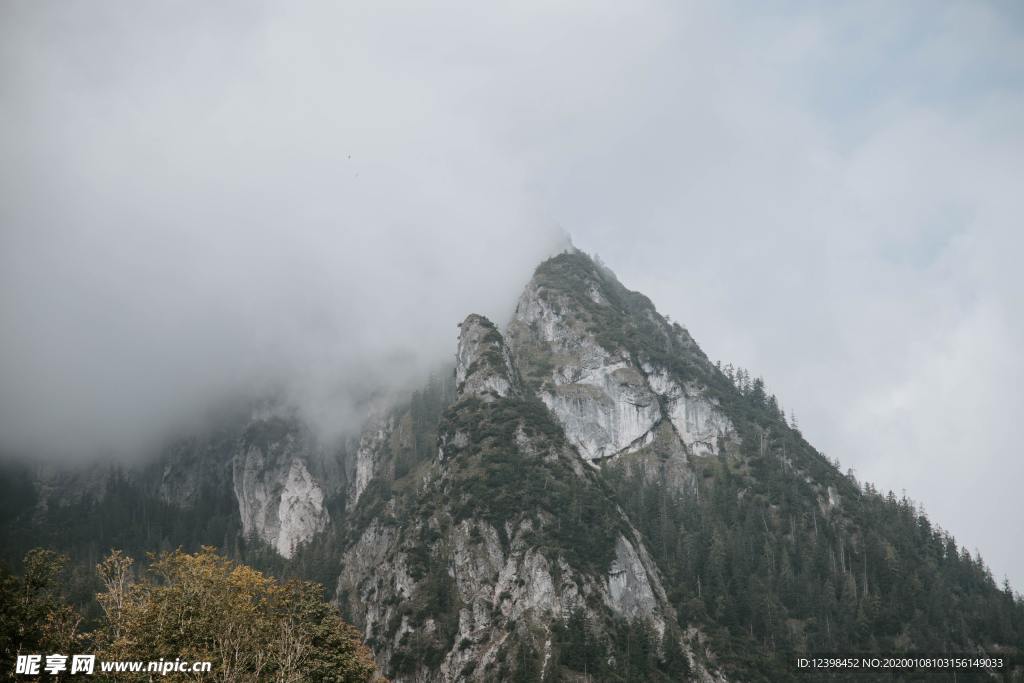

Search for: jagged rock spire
xmin=454 ymin=314 xmax=518 ymax=401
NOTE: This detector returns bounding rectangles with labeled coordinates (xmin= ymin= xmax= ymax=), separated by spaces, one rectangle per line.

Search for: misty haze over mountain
xmin=1 ymin=0 xmax=1022 ymax=600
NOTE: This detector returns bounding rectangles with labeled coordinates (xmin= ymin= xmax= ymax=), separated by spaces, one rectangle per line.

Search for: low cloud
xmin=0 ymin=1 xmax=564 ymax=457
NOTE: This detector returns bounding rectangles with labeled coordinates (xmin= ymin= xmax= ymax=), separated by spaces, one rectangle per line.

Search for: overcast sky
xmin=1 ymin=1 xmax=1021 ymax=588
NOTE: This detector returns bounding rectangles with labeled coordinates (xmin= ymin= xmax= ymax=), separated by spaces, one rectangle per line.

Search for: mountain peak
xmin=504 ymin=252 xmax=734 ymax=463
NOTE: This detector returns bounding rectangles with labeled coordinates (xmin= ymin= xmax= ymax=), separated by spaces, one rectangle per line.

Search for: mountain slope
xmin=334 ymin=313 xmax=699 ymax=681
xmin=2 ymin=250 xmax=1022 ymax=681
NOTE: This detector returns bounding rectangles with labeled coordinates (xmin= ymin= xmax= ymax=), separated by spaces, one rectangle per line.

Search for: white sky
xmin=1 ymin=1 xmax=1022 ymax=588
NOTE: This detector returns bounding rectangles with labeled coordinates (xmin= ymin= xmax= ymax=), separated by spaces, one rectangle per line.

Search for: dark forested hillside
xmin=606 ymin=384 xmax=1024 ymax=680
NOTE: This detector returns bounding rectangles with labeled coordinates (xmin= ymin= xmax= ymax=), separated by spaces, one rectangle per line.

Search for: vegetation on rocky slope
xmin=535 ymin=251 xmax=1024 ymax=680
xmin=2 ymin=251 xmax=1023 ymax=681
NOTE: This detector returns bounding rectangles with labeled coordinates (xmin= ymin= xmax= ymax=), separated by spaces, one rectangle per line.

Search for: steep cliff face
xmin=231 ymin=418 xmax=329 ymax=558
xmin=505 ymin=279 xmax=657 ymax=461
xmin=506 ymin=252 xmax=736 ymax=467
xmin=644 ymin=365 xmax=735 ymax=458
xmin=349 ymin=412 xmax=395 ymax=506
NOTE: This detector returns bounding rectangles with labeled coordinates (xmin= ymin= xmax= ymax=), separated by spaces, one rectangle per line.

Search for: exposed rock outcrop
xmin=645 ymin=364 xmax=734 ymax=457
xmin=455 ymin=314 xmax=518 ymax=401
xmin=350 ymin=412 xmax=394 ymax=506
xmin=506 ymin=256 xmax=737 ymax=465
xmin=231 ymin=418 xmax=329 ymax=558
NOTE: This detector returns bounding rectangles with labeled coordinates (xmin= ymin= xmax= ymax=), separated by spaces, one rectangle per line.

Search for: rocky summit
xmin=2 ymin=249 xmax=1022 ymax=682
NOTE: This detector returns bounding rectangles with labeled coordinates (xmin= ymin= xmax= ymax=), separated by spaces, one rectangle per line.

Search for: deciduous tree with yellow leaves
xmin=92 ymin=547 xmax=379 ymax=683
